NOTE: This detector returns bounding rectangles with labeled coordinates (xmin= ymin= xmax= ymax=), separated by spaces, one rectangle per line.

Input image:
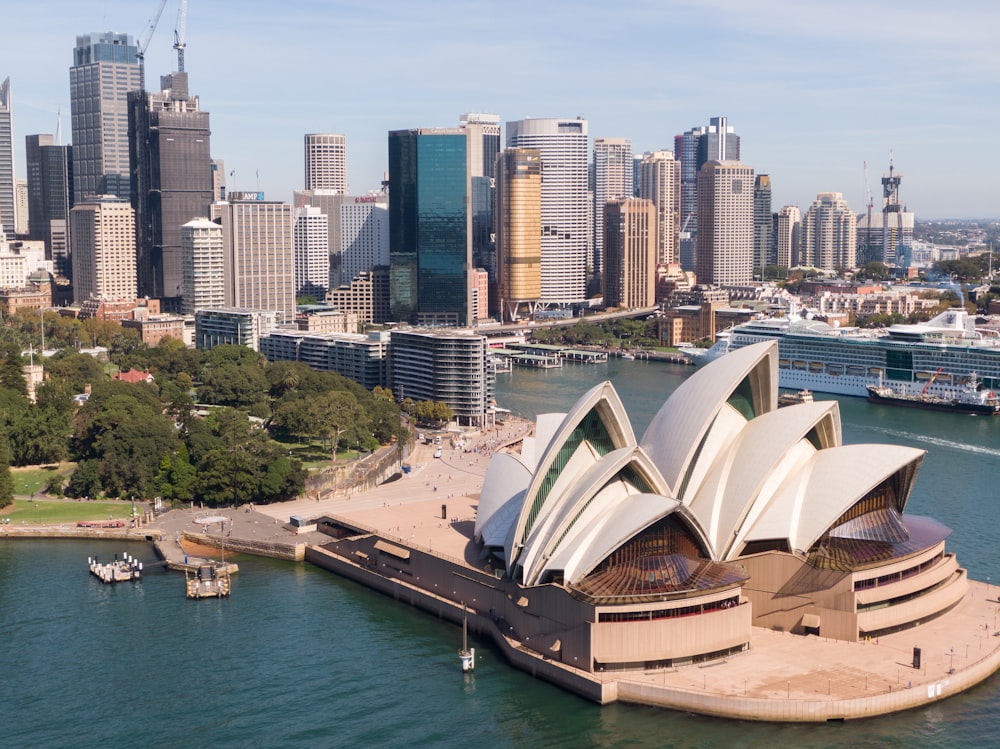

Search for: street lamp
xmin=948 ymin=647 xmax=955 ymax=674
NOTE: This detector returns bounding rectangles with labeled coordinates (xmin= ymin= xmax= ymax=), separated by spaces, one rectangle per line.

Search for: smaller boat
xmin=866 ymin=374 xmax=1000 ymax=416
xmin=621 ymin=352 xmax=635 ymax=360
xmin=778 ymin=389 xmax=814 ymax=408
xmin=459 ymin=611 xmax=475 ymax=672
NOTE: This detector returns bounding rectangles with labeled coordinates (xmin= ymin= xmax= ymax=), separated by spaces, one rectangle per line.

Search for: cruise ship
xmin=702 ymin=309 xmax=1000 ymax=398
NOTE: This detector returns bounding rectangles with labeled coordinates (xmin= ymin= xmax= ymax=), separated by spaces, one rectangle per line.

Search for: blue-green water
xmin=3 ymin=358 xmax=998 ymax=748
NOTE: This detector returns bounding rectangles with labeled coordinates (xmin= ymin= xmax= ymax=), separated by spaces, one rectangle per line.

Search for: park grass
xmin=1 ymin=498 xmax=135 ymax=525
xmin=11 ymin=464 xmax=75 ymax=496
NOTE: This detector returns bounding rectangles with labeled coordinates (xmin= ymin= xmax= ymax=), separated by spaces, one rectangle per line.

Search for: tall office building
xmin=70 ymin=32 xmax=139 ymax=203
xmin=304 ymin=133 xmax=347 ymax=193
xmin=294 ymin=204 xmax=329 ymax=297
xmin=675 ymin=117 xmax=740 ymax=272
xmin=495 ymin=147 xmax=542 ymax=322
xmin=603 ymin=198 xmax=656 ymax=309
xmin=217 ymin=194 xmax=296 ymax=322
xmin=70 ymin=195 xmax=137 ymax=303
xmin=180 ymin=217 xmax=224 ymax=314
xmin=695 ymin=160 xmax=754 ymax=285
xmin=593 ymin=138 xmax=633 ymax=278
xmin=800 ymin=192 xmax=857 ymax=270
xmin=388 ymin=128 xmax=471 ymax=327
xmin=0 ymin=77 xmax=15 ymax=237
xmin=637 ymin=150 xmax=681 ymax=265
xmin=776 ymin=205 xmax=801 ymax=268
xmin=340 ymin=195 xmax=389 ymax=285
xmin=753 ymin=174 xmax=772 ymax=278
xmin=506 ymin=117 xmax=589 ymax=304
xmin=459 ymin=113 xmax=500 ymax=282
xmin=25 ymin=134 xmax=73 ymax=276
xmin=129 ymin=71 xmax=213 ymax=305
xmin=15 ymin=180 xmax=28 ymax=235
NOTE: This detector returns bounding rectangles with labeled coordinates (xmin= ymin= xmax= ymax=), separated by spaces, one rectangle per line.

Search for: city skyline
xmin=6 ymin=0 xmax=999 ymax=219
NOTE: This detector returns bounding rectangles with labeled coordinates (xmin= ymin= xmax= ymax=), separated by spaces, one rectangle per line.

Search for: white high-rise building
xmin=800 ymin=192 xmax=857 ymax=270
xmin=294 ymin=204 xmax=330 ymax=296
xmin=776 ymin=205 xmax=801 ymax=268
xmin=70 ymin=196 xmax=137 ymax=303
xmin=304 ymin=133 xmax=347 ymax=193
xmin=593 ymin=138 xmax=632 ymax=276
xmin=638 ymin=150 xmax=681 ymax=265
xmin=70 ymin=33 xmax=140 ymax=202
xmin=506 ymin=117 xmax=589 ymax=303
xmin=695 ymin=160 xmax=754 ymax=286
xmin=216 ymin=196 xmax=295 ymax=323
xmin=340 ymin=196 xmax=389 ymax=284
xmin=181 ymin=217 xmax=225 ymax=314
xmin=0 ymin=77 xmax=15 ymax=237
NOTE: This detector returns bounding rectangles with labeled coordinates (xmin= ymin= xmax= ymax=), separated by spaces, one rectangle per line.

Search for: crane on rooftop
xmin=137 ymin=0 xmax=169 ymax=93
xmin=174 ymin=0 xmax=188 ymax=72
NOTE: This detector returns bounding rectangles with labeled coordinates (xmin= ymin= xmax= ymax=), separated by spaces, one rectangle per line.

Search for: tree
xmin=314 ymin=391 xmax=364 ymax=459
xmin=0 ymin=433 xmax=14 ymax=509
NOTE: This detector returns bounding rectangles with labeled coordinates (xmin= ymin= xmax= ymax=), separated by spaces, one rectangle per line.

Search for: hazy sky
xmin=7 ymin=0 xmax=999 ymax=218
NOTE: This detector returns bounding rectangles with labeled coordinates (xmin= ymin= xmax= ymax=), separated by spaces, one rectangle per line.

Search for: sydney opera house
xmin=471 ymin=339 xmax=966 ymax=667
xmin=309 ymin=339 xmax=989 ymax=716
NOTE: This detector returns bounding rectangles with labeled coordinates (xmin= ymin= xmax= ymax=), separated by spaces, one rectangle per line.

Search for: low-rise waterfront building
xmin=389 ymin=328 xmax=494 ymax=427
xmin=259 ymin=329 xmax=389 ymax=390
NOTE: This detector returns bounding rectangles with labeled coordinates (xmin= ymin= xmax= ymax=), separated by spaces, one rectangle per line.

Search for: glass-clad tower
xmin=388 ymin=128 xmax=470 ymax=327
xmin=70 ymin=32 xmax=139 ymax=203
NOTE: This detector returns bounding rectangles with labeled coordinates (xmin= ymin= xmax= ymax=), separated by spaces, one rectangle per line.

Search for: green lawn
xmin=12 ymin=464 xmax=75 ymax=496
xmin=0 ymin=498 xmax=137 ymax=525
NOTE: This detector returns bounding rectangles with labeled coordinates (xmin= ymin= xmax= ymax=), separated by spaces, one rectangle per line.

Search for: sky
xmin=6 ymin=0 xmax=1000 ymax=218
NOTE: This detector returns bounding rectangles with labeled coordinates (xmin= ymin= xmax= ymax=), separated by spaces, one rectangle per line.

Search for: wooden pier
xmin=88 ymin=553 xmax=142 ymax=583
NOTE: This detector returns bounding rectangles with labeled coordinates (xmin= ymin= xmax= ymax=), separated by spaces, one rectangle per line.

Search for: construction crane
xmin=137 ymin=0 xmax=169 ymax=92
xmin=173 ymin=0 xmax=188 ymax=72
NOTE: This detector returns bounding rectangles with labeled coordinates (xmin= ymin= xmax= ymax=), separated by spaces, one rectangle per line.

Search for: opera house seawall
xmin=306 ymin=341 xmax=1000 ymax=721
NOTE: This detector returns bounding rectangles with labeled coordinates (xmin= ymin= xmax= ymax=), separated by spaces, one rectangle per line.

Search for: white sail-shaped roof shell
xmin=641 ymin=342 xmax=778 ymax=501
xmin=473 ymin=339 xmax=930 ymax=589
xmin=741 ymin=443 xmax=924 ymax=555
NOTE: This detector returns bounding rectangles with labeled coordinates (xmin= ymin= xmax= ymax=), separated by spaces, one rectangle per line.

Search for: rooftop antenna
xmin=173 ymin=0 xmax=188 ymax=72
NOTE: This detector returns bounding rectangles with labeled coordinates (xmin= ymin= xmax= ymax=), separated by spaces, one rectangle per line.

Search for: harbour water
xmin=3 ymin=358 xmax=999 ymax=748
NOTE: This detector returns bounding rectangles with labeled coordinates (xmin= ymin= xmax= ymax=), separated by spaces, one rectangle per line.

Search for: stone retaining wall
xmin=182 ymin=531 xmax=305 ymax=562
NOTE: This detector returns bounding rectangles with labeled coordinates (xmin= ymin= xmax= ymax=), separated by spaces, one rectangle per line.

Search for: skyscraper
xmin=388 ymin=128 xmax=471 ymax=326
xmin=506 ymin=117 xmax=589 ymax=304
xmin=800 ymin=192 xmax=857 ymax=270
xmin=304 ymin=133 xmax=347 ymax=193
xmin=675 ymin=117 xmax=740 ymax=272
xmin=25 ymin=134 xmax=73 ymax=276
xmin=776 ymin=205 xmax=801 ymax=268
xmin=637 ymin=150 xmax=681 ymax=265
xmin=0 ymin=77 xmax=15 ymax=237
xmin=459 ymin=113 xmax=500 ymax=284
xmin=70 ymin=195 xmax=137 ymax=303
xmin=592 ymin=138 xmax=633 ymax=280
xmin=180 ymin=217 xmax=224 ymax=314
xmin=495 ymin=147 xmax=542 ymax=322
xmin=70 ymin=32 xmax=140 ymax=203
xmin=603 ymin=198 xmax=656 ymax=309
xmin=215 ymin=195 xmax=295 ymax=322
xmin=753 ymin=174 xmax=772 ymax=278
xmin=293 ymin=204 xmax=329 ymax=297
xmin=340 ymin=195 xmax=389 ymax=285
xmin=129 ymin=71 xmax=213 ymax=305
xmin=695 ymin=160 xmax=754 ymax=285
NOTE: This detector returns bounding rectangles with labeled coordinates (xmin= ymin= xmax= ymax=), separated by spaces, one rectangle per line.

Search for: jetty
xmin=185 ymin=564 xmax=231 ymax=598
xmin=88 ymin=553 xmax=142 ymax=583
